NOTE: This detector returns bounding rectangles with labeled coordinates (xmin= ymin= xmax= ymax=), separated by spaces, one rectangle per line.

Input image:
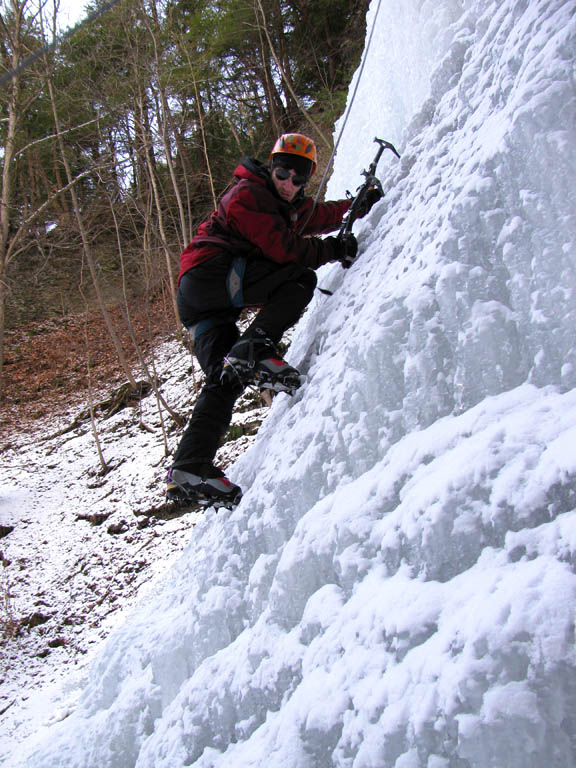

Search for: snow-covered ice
xmin=3 ymin=0 xmax=576 ymax=765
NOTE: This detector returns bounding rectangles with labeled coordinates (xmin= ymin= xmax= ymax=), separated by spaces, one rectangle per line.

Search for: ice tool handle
xmin=337 ymin=137 xmax=401 ymax=242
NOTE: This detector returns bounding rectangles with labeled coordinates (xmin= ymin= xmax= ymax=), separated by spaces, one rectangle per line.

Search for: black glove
xmin=334 ymin=233 xmax=358 ymax=269
xmin=355 ymin=186 xmax=383 ymax=218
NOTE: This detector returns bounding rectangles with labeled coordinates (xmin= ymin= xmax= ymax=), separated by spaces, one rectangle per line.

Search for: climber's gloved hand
xmin=335 ymin=233 xmax=358 ymax=269
xmin=355 ymin=185 xmax=383 ymax=218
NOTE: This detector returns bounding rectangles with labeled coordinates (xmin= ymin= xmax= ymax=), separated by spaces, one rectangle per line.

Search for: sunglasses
xmin=273 ymin=166 xmax=308 ymax=187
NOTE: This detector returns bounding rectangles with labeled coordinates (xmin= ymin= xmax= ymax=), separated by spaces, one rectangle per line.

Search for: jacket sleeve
xmin=296 ymin=197 xmax=352 ymax=236
xmin=226 ymin=186 xmax=341 ymax=269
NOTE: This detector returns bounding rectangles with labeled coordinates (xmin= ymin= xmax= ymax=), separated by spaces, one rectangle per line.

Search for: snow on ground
xmin=0 ymin=331 xmax=268 ymax=756
xmin=3 ymin=0 xmax=576 ymax=765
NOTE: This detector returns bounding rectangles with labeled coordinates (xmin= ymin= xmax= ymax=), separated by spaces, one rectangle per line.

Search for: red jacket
xmin=178 ymin=158 xmax=351 ymax=282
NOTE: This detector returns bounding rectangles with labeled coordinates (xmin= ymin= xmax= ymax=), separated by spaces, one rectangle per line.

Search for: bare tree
xmin=0 ymin=0 xmax=37 ymax=394
xmin=253 ymin=0 xmax=331 ymax=149
xmin=39 ymin=4 xmax=138 ymax=389
xmin=0 ymin=0 xmax=102 ymax=393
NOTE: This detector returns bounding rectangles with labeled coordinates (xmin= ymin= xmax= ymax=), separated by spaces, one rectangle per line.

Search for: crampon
xmin=165 ymin=467 xmax=242 ymax=511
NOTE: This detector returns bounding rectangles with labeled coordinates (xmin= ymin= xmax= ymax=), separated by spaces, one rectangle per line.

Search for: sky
xmin=52 ymin=0 xmax=89 ymax=28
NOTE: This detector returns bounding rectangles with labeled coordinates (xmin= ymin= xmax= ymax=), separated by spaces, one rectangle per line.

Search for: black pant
xmin=172 ymin=254 xmax=317 ymax=469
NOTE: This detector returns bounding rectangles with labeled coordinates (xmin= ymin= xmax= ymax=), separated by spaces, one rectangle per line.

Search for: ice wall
xmin=327 ymin=0 xmax=576 ymax=424
xmin=17 ymin=0 xmax=576 ymax=766
xmin=327 ymin=0 xmax=465 ymax=189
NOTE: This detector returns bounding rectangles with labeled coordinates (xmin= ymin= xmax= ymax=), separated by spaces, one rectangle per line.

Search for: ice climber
xmin=166 ymin=133 xmax=382 ymax=508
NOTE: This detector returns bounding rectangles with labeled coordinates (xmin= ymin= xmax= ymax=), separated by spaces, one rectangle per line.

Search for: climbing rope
xmin=299 ymin=0 xmax=385 ymax=233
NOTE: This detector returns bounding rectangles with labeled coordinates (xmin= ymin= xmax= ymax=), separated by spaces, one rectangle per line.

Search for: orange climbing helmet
xmin=270 ymin=133 xmax=317 ymax=176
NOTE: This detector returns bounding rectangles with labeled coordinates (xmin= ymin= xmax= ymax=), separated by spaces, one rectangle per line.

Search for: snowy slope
xmin=10 ymin=0 xmax=576 ymax=765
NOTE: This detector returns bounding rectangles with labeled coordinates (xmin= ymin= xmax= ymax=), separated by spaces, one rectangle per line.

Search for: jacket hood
xmin=234 ymin=157 xmax=306 ymax=205
xmin=234 ymin=157 xmax=270 ymax=185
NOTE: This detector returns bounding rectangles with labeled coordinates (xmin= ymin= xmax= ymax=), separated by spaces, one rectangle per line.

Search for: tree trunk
xmin=46 ymin=75 xmax=137 ymax=388
xmin=134 ymin=87 xmax=181 ymax=332
xmin=144 ymin=0 xmax=190 ymax=247
xmin=0 ymin=0 xmax=25 ymax=396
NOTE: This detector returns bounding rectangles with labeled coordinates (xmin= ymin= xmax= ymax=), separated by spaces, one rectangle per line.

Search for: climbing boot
xmin=221 ymin=334 xmax=301 ymax=395
xmin=166 ymin=464 xmax=242 ymax=509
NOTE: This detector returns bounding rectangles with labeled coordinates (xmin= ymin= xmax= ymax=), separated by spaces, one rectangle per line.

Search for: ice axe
xmin=337 ymin=137 xmax=401 ymax=267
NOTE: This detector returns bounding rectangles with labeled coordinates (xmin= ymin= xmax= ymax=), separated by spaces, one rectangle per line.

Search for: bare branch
xmin=14 ymin=115 xmax=102 ymax=159
xmin=5 ymin=161 xmax=118 ymax=265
